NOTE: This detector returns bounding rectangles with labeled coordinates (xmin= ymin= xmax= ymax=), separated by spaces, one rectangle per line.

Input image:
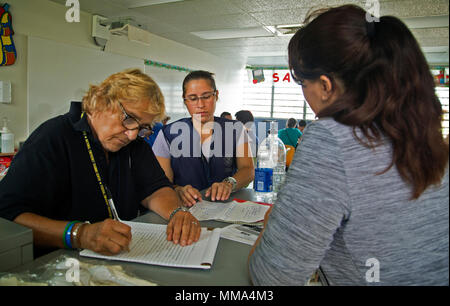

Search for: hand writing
xmin=79 ymin=219 xmax=132 ymax=255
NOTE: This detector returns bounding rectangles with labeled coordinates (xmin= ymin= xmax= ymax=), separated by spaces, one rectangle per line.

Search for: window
xmin=243 ymin=69 xmax=313 ymax=120
xmin=243 ymin=69 xmax=450 ymax=138
xmin=436 ymin=87 xmax=449 ymax=138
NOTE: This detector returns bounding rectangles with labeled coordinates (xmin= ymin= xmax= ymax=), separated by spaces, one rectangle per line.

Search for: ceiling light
xmin=125 ymin=0 xmax=184 ymax=9
xmin=402 ymin=15 xmax=449 ymax=29
xmin=191 ymin=27 xmax=274 ymax=40
xmin=274 ymin=24 xmax=303 ymax=36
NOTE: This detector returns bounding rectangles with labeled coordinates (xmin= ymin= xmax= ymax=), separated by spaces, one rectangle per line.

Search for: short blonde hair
xmin=82 ymin=68 xmax=166 ymax=122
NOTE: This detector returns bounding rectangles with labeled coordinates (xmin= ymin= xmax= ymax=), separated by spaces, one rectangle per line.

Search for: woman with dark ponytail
xmin=249 ymin=5 xmax=448 ymax=285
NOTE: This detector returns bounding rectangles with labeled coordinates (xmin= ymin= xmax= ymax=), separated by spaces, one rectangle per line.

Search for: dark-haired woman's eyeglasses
xmin=183 ymin=92 xmax=216 ymax=104
xmin=293 ymin=73 xmax=334 ymax=88
xmin=118 ymin=102 xmax=154 ymax=138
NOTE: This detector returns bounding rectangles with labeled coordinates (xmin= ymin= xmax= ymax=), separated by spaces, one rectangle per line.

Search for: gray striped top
xmin=249 ymin=118 xmax=449 ymax=286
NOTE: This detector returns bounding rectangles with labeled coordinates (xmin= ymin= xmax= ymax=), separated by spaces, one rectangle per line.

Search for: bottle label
xmin=254 ymin=168 xmax=273 ymax=192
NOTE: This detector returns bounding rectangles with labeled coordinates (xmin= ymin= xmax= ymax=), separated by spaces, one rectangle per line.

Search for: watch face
xmin=224 ymin=177 xmax=236 ymax=190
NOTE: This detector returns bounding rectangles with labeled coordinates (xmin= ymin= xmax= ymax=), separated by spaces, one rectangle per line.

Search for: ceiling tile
xmin=380 ymin=0 xmax=450 ymax=18
xmin=249 ymin=8 xmax=309 ymax=26
xmin=48 ymin=0 xmax=449 ymax=66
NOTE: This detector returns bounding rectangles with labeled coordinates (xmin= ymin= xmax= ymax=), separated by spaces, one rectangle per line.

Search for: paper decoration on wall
xmin=0 ymin=3 xmax=16 ymax=66
xmin=431 ymin=67 xmax=449 ymax=87
xmin=144 ymin=59 xmax=193 ymax=73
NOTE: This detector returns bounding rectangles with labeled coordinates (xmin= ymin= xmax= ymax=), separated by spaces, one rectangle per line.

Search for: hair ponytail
xmin=289 ymin=5 xmax=448 ymax=199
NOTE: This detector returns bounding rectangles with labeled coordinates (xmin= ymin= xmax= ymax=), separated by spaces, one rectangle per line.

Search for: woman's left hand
xmin=205 ymin=182 xmax=233 ymax=201
xmin=166 ymin=210 xmax=201 ymax=246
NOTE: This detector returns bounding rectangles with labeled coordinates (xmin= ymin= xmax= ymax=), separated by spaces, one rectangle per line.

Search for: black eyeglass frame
xmin=292 ymin=71 xmax=335 ymax=90
xmin=118 ymin=102 xmax=154 ymax=138
xmin=183 ymin=91 xmax=217 ymax=104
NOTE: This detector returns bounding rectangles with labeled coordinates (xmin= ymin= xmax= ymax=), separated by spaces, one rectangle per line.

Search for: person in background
xmin=297 ymin=119 xmax=307 ymax=133
xmin=235 ymin=110 xmax=254 ymax=126
xmin=278 ymin=118 xmax=302 ymax=148
xmin=235 ymin=110 xmax=258 ymax=151
xmin=144 ymin=116 xmax=171 ymax=147
xmin=220 ymin=111 xmax=232 ymax=120
xmin=153 ymin=71 xmax=255 ymax=206
xmin=249 ymin=5 xmax=448 ymax=285
xmin=0 ymin=69 xmax=201 ymax=258
xmin=296 ymin=119 xmax=307 ymax=145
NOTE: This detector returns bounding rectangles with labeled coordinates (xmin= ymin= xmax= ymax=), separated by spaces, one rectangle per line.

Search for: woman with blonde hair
xmin=0 ymin=69 xmax=200 ymax=257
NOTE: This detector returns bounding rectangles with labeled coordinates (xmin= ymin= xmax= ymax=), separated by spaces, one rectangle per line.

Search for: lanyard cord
xmin=81 ymin=112 xmax=113 ymax=219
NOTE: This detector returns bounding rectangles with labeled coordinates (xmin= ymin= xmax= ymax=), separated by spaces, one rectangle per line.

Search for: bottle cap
xmin=1 ymin=117 xmax=10 ymax=133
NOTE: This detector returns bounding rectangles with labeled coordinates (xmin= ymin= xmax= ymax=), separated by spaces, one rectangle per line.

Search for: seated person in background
xmin=249 ymin=5 xmax=449 ymax=285
xmin=297 ymin=119 xmax=307 ymax=133
xmin=297 ymin=119 xmax=307 ymax=144
xmin=220 ymin=111 xmax=232 ymax=120
xmin=235 ymin=110 xmax=258 ymax=150
xmin=144 ymin=115 xmax=170 ymax=147
xmin=278 ymin=118 xmax=302 ymax=148
xmin=153 ymin=71 xmax=255 ymax=206
xmin=0 ymin=69 xmax=200 ymax=258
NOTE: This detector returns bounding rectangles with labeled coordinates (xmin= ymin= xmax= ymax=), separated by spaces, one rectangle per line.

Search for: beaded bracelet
xmin=71 ymin=221 xmax=90 ymax=249
xmin=169 ymin=206 xmax=189 ymax=221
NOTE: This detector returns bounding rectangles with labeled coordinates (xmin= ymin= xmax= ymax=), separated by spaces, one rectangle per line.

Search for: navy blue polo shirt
xmin=153 ymin=117 xmax=242 ymax=191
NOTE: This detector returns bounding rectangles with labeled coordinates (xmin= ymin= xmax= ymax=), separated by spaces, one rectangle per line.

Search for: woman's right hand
xmin=175 ymin=185 xmax=202 ymax=207
xmin=78 ymin=219 xmax=132 ymax=255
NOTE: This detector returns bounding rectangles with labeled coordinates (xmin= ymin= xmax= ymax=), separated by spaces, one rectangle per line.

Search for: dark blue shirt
xmin=155 ymin=117 xmax=241 ymax=191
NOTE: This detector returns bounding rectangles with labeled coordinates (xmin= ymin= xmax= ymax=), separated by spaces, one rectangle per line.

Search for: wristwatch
xmin=223 ymin=176 xmax=237 ymax=192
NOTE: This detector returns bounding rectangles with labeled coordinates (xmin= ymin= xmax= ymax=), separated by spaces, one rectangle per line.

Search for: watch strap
xmin=223 ymin=176 xmax=237 ymax=192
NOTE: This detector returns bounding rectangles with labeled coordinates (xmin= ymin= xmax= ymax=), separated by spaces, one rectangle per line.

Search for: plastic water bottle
xmin=1 ymin=117 xmax=14 ymax=154
xmin=254 ymin=121 xmax=286 ymax=203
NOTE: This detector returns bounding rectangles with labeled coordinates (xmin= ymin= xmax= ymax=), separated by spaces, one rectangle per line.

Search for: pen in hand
xmin=105 ymin=186 xmax=130 ymax=252
xmin=105 ymin=186 xmax=121 ymax=222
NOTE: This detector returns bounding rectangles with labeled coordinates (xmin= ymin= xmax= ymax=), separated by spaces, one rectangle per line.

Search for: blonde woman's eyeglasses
xmin=118 ymin=102 xmax=154 ymax=138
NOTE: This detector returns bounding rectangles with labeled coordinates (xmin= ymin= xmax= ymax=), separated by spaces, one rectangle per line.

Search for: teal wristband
xmin=63 ymin=221 xmax=79 ymax=249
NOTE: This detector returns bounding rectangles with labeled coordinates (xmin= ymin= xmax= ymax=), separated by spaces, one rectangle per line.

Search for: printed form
xmin=189 ymin=200 xmax=270 ymax=224
xmin=80 ymin=222 xmax=221 ymax=269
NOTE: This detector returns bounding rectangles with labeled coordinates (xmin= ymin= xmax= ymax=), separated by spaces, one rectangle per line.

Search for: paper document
xmin=80 ymin=222 xmax=221 ymax=270
xmin=220 ymin=224 xmax=262 ymax=245
xmin=189 ymin=200 xmax=270 ymax=224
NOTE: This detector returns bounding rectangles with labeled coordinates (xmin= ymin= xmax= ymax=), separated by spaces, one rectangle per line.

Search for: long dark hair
xmin=288 ymin=5 xmax=448 ymax=199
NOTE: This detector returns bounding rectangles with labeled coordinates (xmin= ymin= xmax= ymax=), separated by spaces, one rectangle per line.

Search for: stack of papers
xmin=189 ymin=199 xmax=271 ymax=225
xmin=80 ymin=222 xmax=221 ymax=270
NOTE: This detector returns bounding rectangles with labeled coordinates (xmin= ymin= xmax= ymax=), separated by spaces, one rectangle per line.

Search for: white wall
xmin=0 ymin=0 xmax=245 ymax=148
xmin=144 ymin=65 xmax=188 ymax=122
xmin=107 ymin=33 xmax=245 ymax=122
xmin=27 ymin=36 xmax=144 ymax=133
